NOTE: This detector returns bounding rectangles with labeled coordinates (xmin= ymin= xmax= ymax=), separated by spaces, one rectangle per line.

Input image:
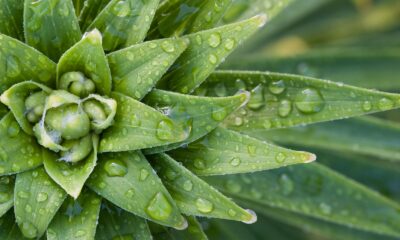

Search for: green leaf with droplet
xmin=14 ymin=167 xmax=67 ymax=239
xmin=86 ymin=151 xmax=186 ymax=229
xmin=47 ymin=190 xmax=101 ymax=240
xmin=44 ymin=135 xmax=98 ymax=199
xmin=86 ymin=0 xmax=159 ymax=51
xmin=143 ymin=89 xmax=248 ymax=154
xmin=150 ymin=154 xmax=255 ymax=223
xmin=149 ymin=0 xmax=232 ymax=38
xmin=23 ymin=0 xmax=82 ymax=61
xmin=156 ymin=15 xmax=265 ymax=94
xmin=107 ymin=38 xmax=188 ymax=100
xmin=170 ymin=126 xmax=315 ymax=176
xmin=0 ymin=210 xmax=26 ymax=239
xmin=0 ymin=34 xmax=56 ymax=93
xmin=78 ymin=0 xmax=111 ymax=30
xmin=0 ymin=0 xmax=24 ymax=40
xmin=204 ymin=163 xmax=400 ymax=238
xmin=96 ymin=200 xmax=152 ymax=240
xmin=0 ymin=113 xmax=45 ymax=176
xmin=199 ymin=71 xmax=400 ymax=130
xmin=57 ymin=29 xmax=112 ymax=96
xmin=99 ymin=92 xmax=188 ymax=152
xmin=252 ymin=116 xmax=400 ymax=162
xmin=0 ymin=176 xmax=14 ymax=217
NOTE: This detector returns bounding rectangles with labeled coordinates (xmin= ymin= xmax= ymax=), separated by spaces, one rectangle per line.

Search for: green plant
xmin=0 ymin=0 xmax=399 ymax=239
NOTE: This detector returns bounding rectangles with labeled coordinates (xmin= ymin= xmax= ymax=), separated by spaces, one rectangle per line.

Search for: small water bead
xmin=230 ymin=157 xmax=241 ymax=167
xmin=278 ymin=99 xmax=292 ymax=117
xmin=211 ymin=107 xmax=228 ymax=121
xmin=234 ymin=117 xmax=243 ymax=126
xmin=228 ymin=209 xmax=237 ymax=217
xmin=139 ymin=169 xmax=149 ymax=181
xmin=161 ymin=41 xmax=175 ymax=53
xmin=18 ymin=191 xmax=30 ymax=199
xmin=25 ymin=204 xmax=32 ymax=213
xmin=156 ymin=119 xmax=175 ymax=141
xmin=146 ymin=192 xmax=173 ymax=220
xmin=20 ymin=221 xmax=38 ymax=239
xmin=319 ymin=202 xmax=332 ymax=215
xmin=195 ymin=198 xmax=214 ymax=213
xmin=6 ymin=55 xmax=21 ymax=78
xmin=275 ymin=152 xmax=286 ymax=163
xmin=104 ymin=159 xmax=128 ymax=177
xmin=36 ymin=192 xmax=48 ymax=202
xmin=208 ymin=33 xmax=221 ymax=48
xmin=278 ymin=174 xmax=294 ymax=196
xmin=362 ymin=101 xmax=372 ymax=111
xmin=183 ymin=180 xmax=193 ymax=191
xmin=268 ymin=80 xmax=286 ymax=94
xmin=194 ymin=158 xmax=206 ymax=170
xmin=165 ymin=169 xmax=178 ymax=181
xmin=247 ymin=145 xmax=257 ymax=156
xmin=208 ymin=54 xmax=218 ymax=64
xmin=214 ymin=82 xmax=227 ymax=97
xmin=247 ymin=85 xmax=265 ymax=110
xmin=112 ymin=0 xmax=131 ymax=17
xmin=378 ymin=98 xmax=394 ymax=110
xmin=294 ymin=88 xmax=325 ymax=114
xmin=262 ymin=120 xmax=272 ymax=129
xmin=224 ymin=38 xmax=235 ymax=50
xmin=243 ymin=209 xmax=258 ymax=224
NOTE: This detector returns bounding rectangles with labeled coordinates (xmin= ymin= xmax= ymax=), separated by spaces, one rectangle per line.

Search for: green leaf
xmin=96 ymin=201 xmax=152 ymax=240
xmin=0 ymin=210 xmax=26 ymax=239
xmin=86 ymin=151 xmax=186 ymax=229
xmin=78 ymin=0 xmax=111 ymax=30
xmin=0 ymin=34 xmax=56 ymax=93
xmin=23 ymin=0 xmax=82 ymax=61
xmin=252 ymin=116 xmax=400 ymax=162
xmin=144 ymin=89 xmax=248 ymax=154
xmin=0 ymin=0 xmax=24 ymax=40
xmin=0 ymin=113 xmax=45 ymax=176
xmin=156 ymin=15 xmax=265 ymax=94
xmin=44 ymin=135 xmax=99 ymax=199
xmin=15 ymin=167 xmax=67 ymax=238
xmin=152 ymin=216 xmax=208 ymax=240
xmin=199 ymin=71 xmax=400 ymax=130
xmin=150 ymin=154 xmax=255 ymax=223
xmin=86 ymin=0 xmax=160 ymax=51
xmin=0 ymin=81 xmax=52 ymax=135
xmin=99 ymin=92 xmax=187 ymax=152
xmin=0 ymin=176 xmax=14 ymax=217
xmin=57 ymin=29 xmax=112 ymax=96
xmin=107 ymin=38 xmax=188 ymax=100
xmin=0 ymin=104 xmax=7 ymax=119
xmin=204 ymin=163 xmax=400 ymax=238
xmin=47 ymin=189 xmax=101 ymax=240
xmin=72 ymin=0 xmax=84 ymax=16
xmin=170 ymin=126 xmax=315 ymax=176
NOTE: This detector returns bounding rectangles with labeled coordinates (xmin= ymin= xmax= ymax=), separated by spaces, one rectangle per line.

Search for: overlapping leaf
xmin=0 ymin=0 xmax=24 ymax=40
xmin=152 ymin=216 xmax=208 ymax=240
xmin=0 ymin=210 xmax=26 ymax=239
xmin=0 ymin=176 xmax=14 ymax=217
xmin=170 ymin=126 xmax=315 ymax=175
xmin=78 ymin=0 xmax=111 ymax=30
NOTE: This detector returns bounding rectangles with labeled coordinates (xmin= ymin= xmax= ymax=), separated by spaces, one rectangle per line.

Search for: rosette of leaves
xmin=0 ymin=0 xmax=400 ymax=239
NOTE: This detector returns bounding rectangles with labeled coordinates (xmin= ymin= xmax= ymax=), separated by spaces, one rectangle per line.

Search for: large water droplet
xmin=195 ymin=198 xmax=214 ymax=213
xmin=295 ymin=88 xmax=325 ymax=114
xmin=278 ymin=99 xmax=292 ymax=117
xmin=139 ymin=169 xmax=149 ymax=181
xmin=378 ymin=98 xmax=394 ymax=110
xmin=156 ymin=119 xmax=175 ymax=141
xmin=183 ymin=180 xmax=193 ymax=191
xmin=161 ymin=41 xmax=175 ymax=53
xmin=362 ymin=100 xmax=372 ymax=111
xmin=278 ymin=174 xmax=294 ymax=196
xmin=208 ymin=54 xmax=218 ymax=64
xmin=212 ymin=107 xmax=228 ymax=121
xmin=20 ymin=221 xmax=38 ymax=239
xmin=275 ymin=152 xmax=286 ymax=163
xmin=36 ymin=192 xmax=48 ymax=202
xmin=104 ymin=159 xmax=128 ymax=177
xmin=146 ymin=192 xmax=173 ymax=220
xmin=230 ymin=157 xmax=241 ymax=167
xmin=224 ymin=38 xmax=235 ymax=50
xmin=111 ymin=0 xmax=131 ymax=17
xmin=247 ymin=85 xmax=265 ymax=110
xmin=268 ymin=80 xmax=285 ymax=94
xmin=208 ymin=33 xmax=221 ymax=48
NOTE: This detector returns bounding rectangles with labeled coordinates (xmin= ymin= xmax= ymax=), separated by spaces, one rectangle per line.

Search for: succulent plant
xmin=0 ymin=0 xmax=399 ymax=239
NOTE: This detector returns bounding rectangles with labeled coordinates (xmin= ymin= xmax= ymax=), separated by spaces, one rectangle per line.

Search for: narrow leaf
xmin=0 ymin=176 xmax=14 ymax=217
xmin=144 ymin=89 xmax=248 ymax=154
xmin=0 ymin=33 xmax=56 ymax=93
xmin=170 ymin=126 xmax=315 ymax=176
xmin=44 ymin=135 xmax=99 ymax=199
xmin=0 ymin=113 xmax=44 ymax=176
xmin=150 ymin=154 xmax=256 ymax=223
xmin=72 ymin=0 xmax=84 ymax=16
xmin=0 ymin=0 xmax=24 ymax=40
xmin=15 ymin=167 xmax=67 ymax=238
xmin=57 ymin=29 xmax=112 ymax=96
xmin=24 ymin=0 xmax=82 ymax=61
xmin=87 ymin=0 xmax=159 ymax=51
xmin=96 ymin=200 xmax=152 ymax=240
xmin=108 ymin=38 xmax=188 ymax=100
xmin=156 ymin=15 xmax=266 ymax=94
xmin=47 ymin=190 xmax=101 ymax=240
xmin=99 ymin=92 xmax=188 ymax=152
xmin=153 ymin=216 xmax=208 ymax=240
xmin=204 ymin=163 xmax=400 ymax=238
xmin=198 ymin=71 xmax=400 ymax=130
xmin=79 ymin=0 xmax=111 ymax=30
xmin=0 ymin=210 xmax=26 ymax=239
xmin=86 ymin=151 xmax=186 ymax=229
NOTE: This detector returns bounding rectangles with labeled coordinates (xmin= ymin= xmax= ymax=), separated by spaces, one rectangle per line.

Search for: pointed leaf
xmin=144 ymin=89 xmax=248 ymax=154
xmin=0 ymin=210 xmax=26 ymax=239
xmin=15 ymin=167 xmax=67 ymax=238
xmin=0 ymin=0 xmax=24 ymax=40
xmin=199 ymin=71 xmax=400 ymax=130
xmin=57 ymin=29 xmax=112 ymax=96
xmin=78 ymin=0 xmax=111 ymax=30
xmin=150 ymin=154 xmax=256 ymax=223
xmin=0 ymin=34 xmax=56 ymax=93
xmin=72 ymin=0 xmax=84 ymax=16
xmin=99 ymin=92 xmax=188 ymax=152
xmin=96 ymin=201 xmax=152 ymax=240
xmin=0 ymin=113 xmax=45 ymax=176
xmin=87 ymin=0 xmax=159 ymax=51
xmin=23 ymin=0 xmax=82 ymax=61
xmin=156 ymin=15 xmax=265 ymax=94
xmin=47 ymin=190 xmax=101 ymax=240
xmin=170 ymin=126 xmax=315 ymax=176
xmin=44 ymin=135 xmax=99 ymax=199
xmin=153 ymin=216 xmax=208 ymax=240
xmin=86 ymin=151 xmax=186 ymax=229
xmin=0 ymin=176 xmax=14 ymax=217
xmin=204 ymin=163 xmax=400 ymax=238
xmin=108 ymin=38 xmax=188 ymax=100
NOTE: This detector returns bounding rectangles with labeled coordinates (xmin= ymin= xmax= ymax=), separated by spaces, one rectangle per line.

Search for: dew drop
xmin=243 ymin=209 xmax=257 ymax=224
xmin=275 ymin=152 xmax=286 ymax=163
xmin=362 ymin=100 xmax=372 ymax=111
xmin=6 ymin=55 xmax=21 ymax=78
xmin=111 ymin=0 xmax=131 ymax=17
xmin=319 ymin=202 xmax=332 ymax=215
xmin=247 ymin=145 xmax=257 ymax=156
xmin=278 ymin=99 xmax=292 ymax=117
xmin=294 ymin=88 xmax=325 ymax=114
xmin=18 ymin=191 xmax=30 ymax=199
xmin=214 ymin=82 xmax=227 ymax=97
xmin=228 ymin=209 xmax=237 ymax=217
xmin=194 ymin=158 xmax=206 ymax=170
xmin=263 ymin=120 xmax=272 ymax=129
xmin=211 ymin=107 xmax=227 ymax=121
xmin=104 ymin=159 xmax=128 ymax=177
xmin=230 ymin=157 xmax=241 ymax=167
xmin=139 ymin=169 xmax=149 ymax=181
xmin=156 ymin=119 xmax=175 ymax=141
xmin=224 ymin=38 xmax=235 ymax=50
xmin=268 ymin=80 xmax=285 ymax=94
xmin=20 ymin=221 xmax=38 ymax=239
xmin=195 ymin=198 xmax=214 ymax=213
xmin=208 ymin=33 xmax=221 ymax=48
xmin=146 ymin=192 xmax=173 ymax=220
xmin=278 ymin=174 xmax=294 ymax=196
xmin=161 ymin=41 xmax=175 ymax=53
xmin=247 ymin=85 xmax=265 ymax=110
xmin=183 ymin=180 xmax=193 ymax=191
xmin=208 ymin=54 xmax=218 ymax=64
xmin=7 ymin=121 xmax=20 ymax=137
xmin=125 ymin=188 xmax=135 ymax=198
xmin=378 ymin=98 xmax=394 ymax=110
xmin=36 ymin=192 xmax=48 ymax=202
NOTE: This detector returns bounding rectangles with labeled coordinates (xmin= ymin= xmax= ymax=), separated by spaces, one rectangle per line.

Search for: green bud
xmin=83 ymin=99 xmax=107 ymax=122
xmin=84 ymin=79 xmax=96 ymax=93
xmin=59 ymin=72 xmax=85 ymax=90
xmin=25 ymin=91 xmax=47 ymax=123
xmin=45 ymin=104 xmax=90 ymax=140
xmin=60 ymin=135 xmax=93 ymax=163
xmin=59 ymin=71 xmax=96 ymax=97
xmin=69 ymin=81 xmax=85 ymax=97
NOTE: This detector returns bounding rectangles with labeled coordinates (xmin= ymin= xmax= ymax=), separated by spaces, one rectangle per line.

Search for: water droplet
xmin=196 ymin=198 xmax=214 ymax=213
xmin=125 ymin=188 xmax=135 ymax=198
xmin=362 ymin=101 xmax=372 ymax=111
xmin=275 ymin=153 xmax=286 ymax=163
xmin=214 ymin=82 xmax=227 ymax=97
xmin=234 ymin=117 xmax=243 ymax=126
xmin=25 ymin=204 xmax=32 ymax=213
xmin=6 ymin=55 xmax=21 ymax=78
xmin=230 ymin=157 xmax=241 ymax=167
xmin=20 ymin=221 xmax=38 ymax=238
xmin=146 ymin=192 xmax=172 ymax=220
xmin=165 ymin=169 xmax=178 ymax=181
xmin=319 ymin=202 xmax=332 ymax=215
xmin=263 ymin=120 xmax=272 ymax=129
xmin=0 ymin=192 xmax=10 ymax=203
xmin=111 ymin=0 xmax=131 ymax=17
xmin=7 ymin=121 xmax=20 ymax=137
xmin=295 ymin=88 xmax=325 ymax=114
xmin=225 ymin=180 xmax=242 ymax=193
xmin=0 ymin=146 xmax=8 ymax=161
xmin=194 ymin=158 xmax=206 ymax=170
xmin=156 ymin=119 xmax=175 ymax=141
xmin=104 ymin=159 xmax=128 ymax=177
xmin=161 ymin=41 xmax=175 ymax=53
xmin=74 ymin=230 xmax=86 ymax=237
xmin=224 ymin=38 xmax=235 ymax=50
xmin=228 ymin=209 xmax=237 ymax=217
xmin=247 ymin=85 xmax=265 ymax=110
xmin=57 ymin=2 xmax=69 ymax=16
xmin=139 ymin=169 xmax=149 ymax=181
xmin=36 ymin=192 xmax=48 ymax=202
xmin=278 ymin=174 xmax=294 ymax=196
xmin=18 ymin=191 xmax=30 ymax=199
xmin=208 ymin=33 xmax=221 ymax=48
xmin=278 ymin=99 xmax=292 ymax=117
xmin=212 ymin=107 xmax=227 ymax=121
xmin=247 ymin=145 xmax=257 ymax=156
xmin=208 ymin=54 xmax=218 ymax=64
xmin=378 ymin=98 xmax=394 ymax=110
xmin=183 ymin=180 xmax=193 ymax=191
xmin=243 ymin=209 xmax=258 ymax=224
xmin=268 ymin=80 xmax=285 ymax=94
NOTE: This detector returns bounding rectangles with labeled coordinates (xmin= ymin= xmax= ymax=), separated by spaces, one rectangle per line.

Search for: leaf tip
xmin=242 ymin=209 xmax=257 ymax=224
xmin=83 ymin=29 xmax=102 ymax=45
xmin=304 ymin=153 xmax=317 ymax=163
xmin=254 ymin=14 xmax=268 ymax=28
xmin=174 ymin=216 xmax=188 ymax=230
xmin=237 ymin=90 xmax=251 ymax=108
